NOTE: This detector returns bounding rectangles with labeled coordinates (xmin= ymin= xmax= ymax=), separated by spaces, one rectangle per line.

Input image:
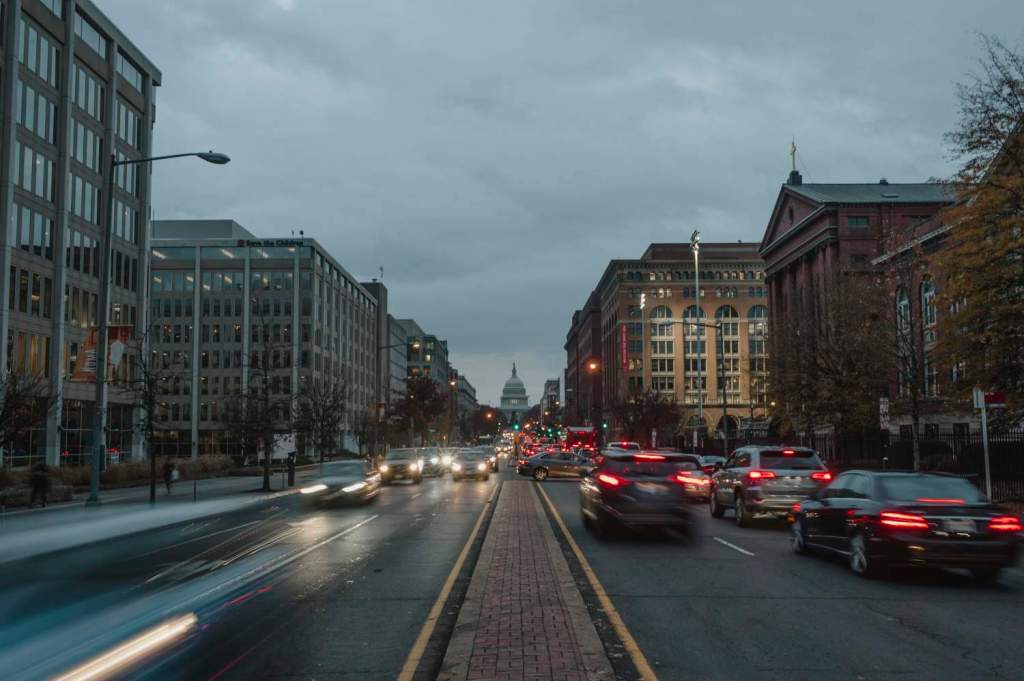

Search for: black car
xmin=791 ymin=471 xmax=1020 ymax=581
xmin=579 ymin=451 xmax=695 ymax=536
xmin=451 ymin=449 xmax=490 ymax=481
xmin=379 ymin=448 xmax=423 ymax=484
xmin=299 ymin=460 xmax=381 ymax=505
xmin=710 ymin=446 xmax=832 ymax=526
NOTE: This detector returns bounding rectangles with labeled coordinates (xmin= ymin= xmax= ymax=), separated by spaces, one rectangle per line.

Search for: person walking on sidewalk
xmin=29 ymin=462 xmax=50 ymax=508
xmin=163 ymin=459 xmax=178 ymax=495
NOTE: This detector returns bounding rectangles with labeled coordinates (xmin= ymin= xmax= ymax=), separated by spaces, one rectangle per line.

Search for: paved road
xmin=538 ymin=478 xmax=1024 ymax=681
xmin=0 ymin=469 xmax=498 ymax=681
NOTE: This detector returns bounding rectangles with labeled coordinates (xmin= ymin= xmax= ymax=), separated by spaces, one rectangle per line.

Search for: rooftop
xmin=785 ymin=182 xmax=955 ymax=205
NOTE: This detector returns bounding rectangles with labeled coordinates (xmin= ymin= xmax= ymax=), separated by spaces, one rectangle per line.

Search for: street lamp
xmin=587 ymin=360 xmax=599 ymax=373
xmin=88 ymin=150 xmax=230 ymax=506
xmin=690 ymin=229 xmax=703 ymax=446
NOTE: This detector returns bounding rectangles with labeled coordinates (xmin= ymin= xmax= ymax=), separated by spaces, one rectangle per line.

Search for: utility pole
xmin=690 ymin=230 xmax=703 ymax=448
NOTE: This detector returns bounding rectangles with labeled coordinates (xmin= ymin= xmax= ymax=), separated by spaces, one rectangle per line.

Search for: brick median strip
xmin=438 ymin=480 xmax=614 ymax=681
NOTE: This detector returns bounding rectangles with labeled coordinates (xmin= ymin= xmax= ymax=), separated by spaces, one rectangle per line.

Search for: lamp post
xmin=87 ymin=151 xmax=229 ymax=506
xmin=690 ymin=230 xmax=703 ymax=447
xmin=448 ymin=378 xmax=458 ymax=445
xmin=375 ymin=341 xmax=420 ymax=456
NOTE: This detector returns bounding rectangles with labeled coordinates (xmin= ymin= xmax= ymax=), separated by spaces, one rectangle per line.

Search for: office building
xmin=0 ymin=0 xmax=160 ymax=466
xmin=394 ymin=318 xmax=450 ymax=387
xmin=384 ymin=314 xmax=407 ymax=402
xmin=148 ymin=220 xmax=379 ymax=456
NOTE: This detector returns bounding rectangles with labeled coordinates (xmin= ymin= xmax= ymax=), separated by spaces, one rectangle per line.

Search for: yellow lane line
xmin=535 ymin=484 xmax=660 ymax=681
xmin=396 ymin=481 xmax=501 ymax=681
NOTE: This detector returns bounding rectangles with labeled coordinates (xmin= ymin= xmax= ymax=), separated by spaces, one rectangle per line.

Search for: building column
xmin=190 ymin=249 xmax=200 ymax=458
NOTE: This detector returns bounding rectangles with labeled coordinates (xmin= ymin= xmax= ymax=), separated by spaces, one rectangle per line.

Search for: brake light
xmin=702 ymin=465 xmax=716 ymax=474
xmin=634 ymin=453 xmax=666 ymax=461
xmin=747 ymin=470 xmax=775 ymax=481
xmin=810 ymin=471 xmax=832 ymax=482
xmin=597 ymin=473 xmax=625 ymax=488
xmin=517 ymin=459 xmax=527 ymax=466
xmin=675 ymin=473 xmax=710 ymax=486
xmin=782 ymin=449 xmax=797 ymax=456
xmin=915 ymin=498 xmax=965 ymax=504
xmin=988 ymin=515 xmax=1023 ymax=533
xmin=879 ymin=511 xmax=930 ymax=530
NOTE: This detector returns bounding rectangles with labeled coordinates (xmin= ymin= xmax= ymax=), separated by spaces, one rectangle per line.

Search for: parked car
xmin=579 ymin=450 xmax=695 ymax=537
xmin=518 ymin=449 xmax=596 ymax=481
xmin=451 ymin=449 xmax=491 ymax=481
xmin=379 ymin=448 xmax=423 ymax=485
xmin=710 ymin=446 xmax=831 ymax=526
xmin=299 ymin=460 xmax=381 ymax=506
xmin=791 ymin=471 xmax=1020 ymax=581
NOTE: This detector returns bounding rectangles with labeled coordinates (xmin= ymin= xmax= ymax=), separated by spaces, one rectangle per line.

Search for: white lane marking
xmin=713 ymin=536 xmax=755 ymax=556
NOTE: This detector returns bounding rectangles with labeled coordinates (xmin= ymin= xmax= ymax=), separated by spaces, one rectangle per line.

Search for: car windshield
xmin=759 ymin=450 xmax=823 ymax=470
xmin=879 ymin=475 xmax=987 ymax=503
xmin=386 ymin=449 xmax=416 ymax=460
xmin=333 ymin=461 xmax=368 ymax=476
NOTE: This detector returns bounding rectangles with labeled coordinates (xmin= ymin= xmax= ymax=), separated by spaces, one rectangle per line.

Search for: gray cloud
xmin=102 ymin=0 xmax=1023 ymax=404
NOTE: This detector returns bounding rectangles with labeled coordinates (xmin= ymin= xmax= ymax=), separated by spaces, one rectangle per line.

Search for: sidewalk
xmin=439 ymin=480 xmax=613 ymax=681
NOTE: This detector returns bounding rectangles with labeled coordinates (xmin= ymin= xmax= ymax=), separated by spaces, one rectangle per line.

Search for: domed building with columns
xmin=500 ymin=364 xmax=530 ymax=423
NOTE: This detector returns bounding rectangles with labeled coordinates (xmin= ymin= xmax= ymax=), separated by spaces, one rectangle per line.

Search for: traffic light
xmin=602 ymin=421 xmax=609 ymax=429
xmin=513 ymin=423 xmax=520 ymax=431
xmin=640 ymin=292 xmax=646 ymax=310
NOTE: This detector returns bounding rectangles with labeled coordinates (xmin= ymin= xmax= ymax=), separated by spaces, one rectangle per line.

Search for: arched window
xmin=650 ymin=305 xmax=672 ymax=319
xmin=715 ymin=305 xmax=739 ymax=319
xmin=716 ymin=305 xmax=740 ymax=345
xmin=649 ymin=305 xmax=673 ymax=337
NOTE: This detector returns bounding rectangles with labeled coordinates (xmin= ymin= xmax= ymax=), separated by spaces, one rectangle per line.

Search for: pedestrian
xmin=29 ymin=462 xmax=50 ymax=508
xmin=163 ymin=459 xmax=177 ymax=495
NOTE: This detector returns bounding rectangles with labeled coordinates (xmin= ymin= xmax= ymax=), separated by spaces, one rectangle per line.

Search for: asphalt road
xmin=0 ymin=466 xmax=499 ymax=681
xmin=538 ymin=477 xmax=1024 ymax=681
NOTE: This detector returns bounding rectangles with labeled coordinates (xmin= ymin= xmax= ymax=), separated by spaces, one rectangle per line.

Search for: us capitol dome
xmin=500 ymin=363 xmax=530 ymax=421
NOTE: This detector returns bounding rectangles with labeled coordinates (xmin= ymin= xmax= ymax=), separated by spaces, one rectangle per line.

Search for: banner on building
xmin=71 ymin=326 xmax=134 ymax=382
xmin=620 ymin=323 xmax=628 ymax=372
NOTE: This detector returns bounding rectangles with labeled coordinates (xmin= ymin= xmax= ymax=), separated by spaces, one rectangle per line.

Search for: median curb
xmin=437 ymin=480 xmax=615 ymax=681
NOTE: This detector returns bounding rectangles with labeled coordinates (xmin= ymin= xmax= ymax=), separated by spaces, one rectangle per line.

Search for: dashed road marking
xmin=713 ymin=536 xmax=755 ymax=556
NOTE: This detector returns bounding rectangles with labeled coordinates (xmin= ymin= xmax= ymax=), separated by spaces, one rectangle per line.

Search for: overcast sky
xmin=103 ymin=0 xmax=1021 ymax=407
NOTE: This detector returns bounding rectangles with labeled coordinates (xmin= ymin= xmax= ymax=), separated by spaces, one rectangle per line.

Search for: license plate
xmin=636 ymin=482 xmax=668 ymax=495
xmin=943 ymin=519 xmax=976 ymax=534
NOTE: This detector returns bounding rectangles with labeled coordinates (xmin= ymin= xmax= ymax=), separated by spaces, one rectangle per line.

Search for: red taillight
xmin=810 ymin=471 xmax=832 ymax=482
xmin=879 ymin=511 xmax=930 ymax=531
xmin=517 ymin=459 xmax=526 ymax=466
xmin=791 ymin=502 xmax=802 ymax=512
xmin=597 ymin=473 xmax=625 ymax=488
xmin=782 ymin=449 xmax=797 ymax=456
xmin=915 ymin=498 xmax=965 ymax=504
xmin=989 ymin=515 xmax=1023 ymax=533
xmin=702 ymin=465 xmax=716 ymax=474
xmin=747 ymin=470 xmax=775 ymax=481
xmin=634 ymin=453 xmax=666 ymax=461
xmin=675 ymin=472 xmax=710 ymax=486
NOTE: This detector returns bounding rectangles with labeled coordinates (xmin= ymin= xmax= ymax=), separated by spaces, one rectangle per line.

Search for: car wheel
xmin=849 ymin=532 xmax=886 ymax=579
xmin=791 ymin=519 xmax=809 ymax=555
xmin=735 ymin=495 xmax=750 ymax=528
xmin=533 ymin=467 xmax=549 ymax=481
xmin=970 ymin=567 xmax=1001 ymax=584
xmin=709 ymin=488 xmax=724 ymax=518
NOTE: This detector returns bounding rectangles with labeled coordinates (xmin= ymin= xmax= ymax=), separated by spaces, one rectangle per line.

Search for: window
xmin=18 ymin=19 xmax=60 ymax=87
xmin=115 ymin=100 xmax=142 ymax=148
xmin=651 ymin=340 xmax=673 ymax=355
xmin=40 ymin=0 xmax=63 ymax=18
xmin=15 ymin=142 xmax=55 ymax=201
xmin=69 ymin=175 xmax=100 ymax=223
xmin=683 ymin=305 xmax=705 ymax=337
xmin=651 ymin=376 xmax=674 ymax=392
xmin=847 ymin=215 xmax=870 ymax=227
xmin=921 ymin=278 xmax=936 ymax=345
xmin=15 ymin=80 xmax=57 ymax=143
xmin=74 ymin=12 xmax=108 ymax=58
xmin=71 ymin=119 xmax=102 ymax=171
xmin=117 ymin=53 xmax=144 ymax=92
xmin=72 ymin=64 xmax=104 ymax=121
xmin=651 ymin=358 xmax=674 ymax=373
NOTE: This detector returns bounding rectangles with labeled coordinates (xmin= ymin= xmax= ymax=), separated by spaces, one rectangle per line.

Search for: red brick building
xmin=563 ymin=291 xmax=602 ymax=427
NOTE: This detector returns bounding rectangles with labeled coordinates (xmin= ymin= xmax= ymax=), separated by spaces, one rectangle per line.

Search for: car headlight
xmin=342 ymin=481 xmax=367 ymax=493
xmin=442 ymin=455 xmax=452 ymax=466
xmin=380 ymin=464 xmax=390 ymax=473
xmin=299 ymin=483 xmax=327 ymax=495
xmin=430 ymin=456 xmax=440 ymax=464
xmin=452 ymin=463 xmax=462 ymax=472
xmin=477 ymin=462 xmax=486 ymax=471
xmin=409 ymin=462 xmax=419 ymax=471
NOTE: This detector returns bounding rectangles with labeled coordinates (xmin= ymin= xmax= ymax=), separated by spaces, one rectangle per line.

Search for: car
xmin=474 ymin=445 xmax=499 ymax=471
xmin=518 ymin=449 xmax=596 ymax=481
xmin=791 ymin=471 xmax=1021 ymax=581
xmin=299 ymin=460 xmax=381 ymax=505
xmin=379 ymin=448 xmax=423 ymax=484
xmin=697 ymin=455 xmax=727 ymax=475
xmin=710 ymin=446 xmax=832 ymax=526
xmin=671 ymin=455 xmax=714 ymax=502
xmin=419 ymin=447 xmax=447 ymax=476
xmin=580 ymin=450 xmax=695 ymax=537
xmin=451 ymin=450 xmax=491 ymax=481
xmin=606 ymin=441 xmax=641 ymax=451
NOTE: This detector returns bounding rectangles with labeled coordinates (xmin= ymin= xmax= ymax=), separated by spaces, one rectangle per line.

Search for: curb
xmin=437 ymin=480 xmax=615 ymax=681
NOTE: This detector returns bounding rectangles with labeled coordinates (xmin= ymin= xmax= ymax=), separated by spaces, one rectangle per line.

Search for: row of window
xmin=8 ymin=267 xmax=54 ymax=319
xmin=115 ymin=151 xmax=140 ymax=195
xmin=72 ymin=119 xmax=103 ymax=172
xmin=63 ymin=283 xmax=98 ymax=328
xmin=116 ymin=53 xmax=144 ymax=92
xmin=8 ymin=331 xmax=51 ymax=377
xmin=74 ymin=11 xmax=108 ymax=58
xmin=112 ymin=199 xmax=140 ymax=243
xmin=624 ymin=269 xmax=764 ymax=282
xmin=13 ymin=203 xmax=54 ymax=260
xmin=16 ymin=79 xmax=58 ymax=143
xmin=15 ymin=141 xmax=55 ymax=201
xmin=19 ymin=17 xmax=60 ymax=88
xmin=115 ymin=99 xmax=141 ymax=148
xmin=72 ymin=63 xmax=104 ymax=121
xmin=69 ymin=174 xmax=99 ymax=223
xmin=65 ymin=227 xmax=100 ymax=276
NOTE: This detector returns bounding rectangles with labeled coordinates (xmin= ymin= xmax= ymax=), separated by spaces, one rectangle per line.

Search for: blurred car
xmin=697 ymin=455 xmax=727 ymax=475
xmin=451 ymin=449 xmax=491 ymax=481
xmin=607 ymin=441 xmax=641 ymax=451
xmin=791 ymin=471 xmax=1021 ymax=581
xmin=672 ymin=455 xmax=713 ymax=502
xmin=299 ymin=460 xmax=381 ymax=505
xmin=420 ymin=447 xmax=447 ymax=476
xmin=379 ymin=448 xmax=423 ymax=485
xmin=474 ymin=445 xmax=499 ymax=471
xmin=517 ymin=449 xmax=596 ymax=481
xmin=710 ymin=446 xmax=831 ymax=526
xmin=580 ymin=451 xmax=695 ymax=537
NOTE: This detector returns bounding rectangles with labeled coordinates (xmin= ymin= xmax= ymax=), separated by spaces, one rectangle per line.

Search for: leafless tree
xmin=609 ymin=390 xmax=684 ymax=447
xmin=0 ymin=371 xmax=58 ymax=469
xmin=294 ymin=377 xmax=348 ymax=465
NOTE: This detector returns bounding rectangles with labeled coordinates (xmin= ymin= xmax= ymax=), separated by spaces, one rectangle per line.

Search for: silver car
xmin=518 ymin=449 xmax=596 ymax=481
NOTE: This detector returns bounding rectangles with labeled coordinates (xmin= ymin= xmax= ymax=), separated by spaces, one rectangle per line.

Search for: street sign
xmin=985 ymin=392 xmax=1006 ymax=408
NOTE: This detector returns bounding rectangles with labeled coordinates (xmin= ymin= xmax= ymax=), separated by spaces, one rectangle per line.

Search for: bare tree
xmin=0 ymin=371 xmax=58 ymax=469
xmin=294 ymin=377 xmax=348 ymax=465
xmin=352 ymin=410 xmax=373 ymax=456
xmin=609 ymin=390 xmax=683 ymax=447
xmin=391 ymin=375 xmax=448 ymax=446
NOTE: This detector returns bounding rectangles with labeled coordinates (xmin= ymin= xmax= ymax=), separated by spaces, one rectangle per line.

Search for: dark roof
xmin=786 ymin=183 xmax=955 ymax=205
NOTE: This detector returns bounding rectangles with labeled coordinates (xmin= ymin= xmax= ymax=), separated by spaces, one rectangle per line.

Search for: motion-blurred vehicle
xmin=379 ymin=448 xmax=423 ymax=485
xmin=672 ymin=455 xmax=713 ymax=502
xmin=420 ymin=447 xmax=447 ymax=476
xmin=791 ymin=471 xmax=1021 ymax=581
xmin=580 ymin=451 xmax=694 ymax=537
xmin=710 ymin=446 xmax=831 ymax=526
xmin=299 ymin=460 xmax=381 ymax=505
xmin=517 ymin=449 xmax=596 ymax=481
xmin=697 ymin=454 xmax=727 ymax=475
xmin=475 ymin=446 xmax=499 ymax=471
xmin=451 ymin=449 xmax=491 ymax=481
xmin=605 ymin=441 xmax=641 ymax=452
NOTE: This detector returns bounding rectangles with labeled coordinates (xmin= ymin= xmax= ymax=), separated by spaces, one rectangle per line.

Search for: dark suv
xmin=710 ymin=446 xmax=831 ymax=526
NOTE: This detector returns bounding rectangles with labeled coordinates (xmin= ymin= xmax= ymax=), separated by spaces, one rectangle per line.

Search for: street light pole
xmin=86 ymin=150 xmax=230 ymax=506
xmin=690 ymin=230 xmax=703 ymax=447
